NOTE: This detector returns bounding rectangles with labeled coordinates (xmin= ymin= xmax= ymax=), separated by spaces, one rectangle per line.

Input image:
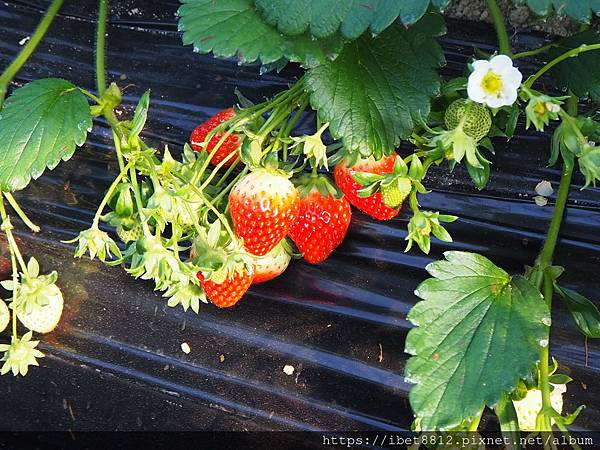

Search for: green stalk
xmin=513 ymin=43 xmax=557 ymax=60
xmin=96 ymin=0 xmax=109 ymax=96
xmin=484 ymin=0 xmax=512 ymax=56
xmin=0 ymin=0 xmax=64 ymax=109
xmin=92 ymin=160 xmax=134 ymax=227
xmin=535 ymin=94 xmax=578 ymax=435
xmin=3 ymin=193 xmax=40 ymax=233
xmin=0 ymin=197 xmax=27 ymax=274
xmin=525 ymin=44 xmax=600 ymax=89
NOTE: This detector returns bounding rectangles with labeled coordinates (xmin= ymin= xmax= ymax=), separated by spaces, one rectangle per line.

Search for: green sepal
xmin=129 ymin=90 xmax=150 ymax=148
xmin=554 ymin=284 xmax=600 ymax=338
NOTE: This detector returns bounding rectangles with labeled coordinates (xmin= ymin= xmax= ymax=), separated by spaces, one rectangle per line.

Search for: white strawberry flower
xmin=467 ymin=55 xmax=523 ymax=108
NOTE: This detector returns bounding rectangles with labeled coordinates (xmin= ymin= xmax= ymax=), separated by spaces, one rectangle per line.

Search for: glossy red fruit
xmin=190 ymin=108 xmax=240 ymax=167
xmin=334 ymin=155 xmax=400 ymax=220
xmin=229 ymin=170 xmax=300 ymax=256
xmin=289 ymin=189 xmax=352 ymax=264
xmin=197 ymin=271 xmax=253 ymax=308
xmin=252 ymin=243 xmax=291 ymax=284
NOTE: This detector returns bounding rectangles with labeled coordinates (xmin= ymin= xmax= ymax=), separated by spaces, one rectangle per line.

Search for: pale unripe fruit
xmin=445 ymin=99 xmax=492 ymax=142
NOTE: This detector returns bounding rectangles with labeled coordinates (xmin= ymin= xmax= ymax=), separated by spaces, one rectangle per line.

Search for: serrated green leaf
xmin=512 ymin=0 xmax=600 ymax=22
xmin=178 ymin=0 xmax=342 ymax=68
xmin=405 ymin=251 xmax=550 ymax=430
xmin=548 ymin=30 xmax=600 ymax=103
xmin=254 ymin=0 xmax=450 ymax=40
xmin=306 ymin=13 xmax=445 ymax=158
xmin=0 ymin=78 xmax=92 ymax=192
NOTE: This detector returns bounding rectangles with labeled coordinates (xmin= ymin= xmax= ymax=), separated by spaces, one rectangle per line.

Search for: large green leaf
xmin=0 ymin=78 xmax=92 ymax=192
xmin=405 ymin=251 xmax=550 ymax=430
xmin=548 ymin=30 xmax=600 ymax=103
xmin=254 ymin=0 xmax=450 ymax=40
xmin=178 ymin=0 xmax=342 ymax=68
xmin=512 ymin=0 xmax=600 ymax=22
xmin=306 ymin=13 xmax=445 ymax=158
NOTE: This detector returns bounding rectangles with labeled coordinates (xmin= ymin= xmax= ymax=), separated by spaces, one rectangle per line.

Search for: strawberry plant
xmin=0 ymin=0 xmax=599 ymax=445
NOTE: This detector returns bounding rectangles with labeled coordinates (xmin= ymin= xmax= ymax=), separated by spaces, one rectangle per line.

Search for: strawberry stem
xmin=91 ymin=160 xmax=135 ymax=228
xmin=95 ymin=0 xmax=109 ymax=96
xmin=534 ymin=93 xmax=577 ymax=436
xmin=484 ymin=0 xmax=512 ymax=56
xmin=524 ymin=43 xmax=600 ymax=89
xmin=3 ymin=193 xmax=40 ymax=233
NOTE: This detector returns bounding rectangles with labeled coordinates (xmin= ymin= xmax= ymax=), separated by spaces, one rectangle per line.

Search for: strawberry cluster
xmin=68 ymin=82 xmax=459 ymax=314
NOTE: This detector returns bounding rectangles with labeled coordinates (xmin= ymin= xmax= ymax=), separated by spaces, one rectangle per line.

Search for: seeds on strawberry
xmin=190 ymin=108 xmax=240 ymax=167
xmin=0 ymin=299 xmax=9 ymax=333
xmin=197 ymin=271 xmax=252 ymax=308
xmin=444 ymin=99 xmax=491 ymax=142
xmin=253 ymin=243 xmax=291 ymax=284
xmin=334 ymin=155 xmax=400 ymax=220
xmin=290 ymin=189 xmax=351 ymax=264
xmin=229 ymin=170 xmax=300 ymax=256
xmin=116 ymin=224 xmax=143 ymax=243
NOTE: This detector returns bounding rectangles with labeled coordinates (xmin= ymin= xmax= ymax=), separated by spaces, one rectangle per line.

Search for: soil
xmin=445 ymin=0 xmax=596 ymax=36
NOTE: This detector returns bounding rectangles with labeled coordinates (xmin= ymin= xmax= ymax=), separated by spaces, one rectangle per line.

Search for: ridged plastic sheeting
xmin=0 ymin=0 xmax=598 ymax=432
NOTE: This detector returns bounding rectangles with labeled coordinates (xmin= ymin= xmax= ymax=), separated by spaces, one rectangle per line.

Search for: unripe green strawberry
xmin=0 ymin=299 xmax=9 ymax=333
xmin=381 ymin=178 xmax=411 ymax=209
xmin=17 ymin=288 xmax=64 ymax=334
xmin=445 ymin=99 xmax=491 ymax=142
xmin=116 ymin=224 xmax=143 ymax=243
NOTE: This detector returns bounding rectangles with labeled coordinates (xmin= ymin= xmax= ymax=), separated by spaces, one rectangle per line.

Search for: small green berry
xmin=445 ymin=99 xmax=492 ymax=142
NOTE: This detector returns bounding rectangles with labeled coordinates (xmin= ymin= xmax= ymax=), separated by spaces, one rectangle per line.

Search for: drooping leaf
xmin=548 ymin=30 xmax=600 ymax=103
xmin=555 ymin=285 xmax=600 ymax=338
xmin=178 ymin=0 xmax=342 ymax=68
xmin=512 ymin=0 xmax=600 ymax=23
xmin=405 ymin=251 xmax=550 ymax=430
xmin=0 ymin=78 xmax=92 ymax=192
xmin=306 ymin=13 xmax=445 ymax=158
xmin=254 ymin=0 xmax=450 ymax=40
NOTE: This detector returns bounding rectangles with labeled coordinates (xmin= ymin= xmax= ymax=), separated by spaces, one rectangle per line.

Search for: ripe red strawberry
xmin=190 ymin=108 xmax=240 ymax=167
xmin=252 ymin=242 xmax=291 ymax=284
xmin=229 ymin=169 xmax=300 ymax=256
xmin=334 ymin=155 xmax=400 ymax=220
xmin=289 ymin=177 xmax=352 ymax=264
xmin=197 ymin=271 xmax=253 ymax=308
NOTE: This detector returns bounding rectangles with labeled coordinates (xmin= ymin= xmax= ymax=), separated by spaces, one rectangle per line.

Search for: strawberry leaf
xmin=405 ymin=251 xmax=550 ymax=430
xmin=548 ymin=30 xmax=600 ymax=103
xmin=0 ymin=78 xmax=92 ymax=192
xmin=306 ymin=13 xmax=445 ymax=158
xmin=512 ymin=0 xmax=600 ymax=23
xmin=178 ymin=0 xmax=342 ymax=68
xmin=254 ymin=0 xmax=450 ymax=40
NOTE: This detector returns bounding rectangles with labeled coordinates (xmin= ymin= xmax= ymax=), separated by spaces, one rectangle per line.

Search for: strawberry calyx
xmin=293 ymin=173 xmax=343 ymax=199
xmin=350 ymin=154 xmax=417 ymax=208
xmin=191 ymin=220 xmax=254 ymax=285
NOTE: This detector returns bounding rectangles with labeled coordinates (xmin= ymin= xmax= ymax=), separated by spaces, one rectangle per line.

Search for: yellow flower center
xmin=481 ymin=71 xmax=503 ymax=97
xmin=534 ymin=101 xmax=546 ymax=116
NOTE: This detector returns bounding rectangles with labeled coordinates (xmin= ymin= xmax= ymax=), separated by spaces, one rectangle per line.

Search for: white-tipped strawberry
xmin=0 ymin=299 xmax=9 ymax=333
xmin=513 ymin=383 xmax=566 ymax=431
xmin=16 ymin=287 xmax=63 ymax=334
xmin=252 ymin=241 xmax=291 ymax=284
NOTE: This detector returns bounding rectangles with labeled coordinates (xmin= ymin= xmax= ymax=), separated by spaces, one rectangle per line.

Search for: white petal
xmin=467 ymin=71 xmax=486 ymax=103
xmin=502 ymin=66 xmax=523 ymax=88
xmin=484 ymin=95 xmax=506 ymax=108
xmin=472 ymin=59 xmax=491 ymax=72
xmin=501 ymin=85 xmax=518 ymax=106
xmin=489 ymin=54 xmax=513 ymax=70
